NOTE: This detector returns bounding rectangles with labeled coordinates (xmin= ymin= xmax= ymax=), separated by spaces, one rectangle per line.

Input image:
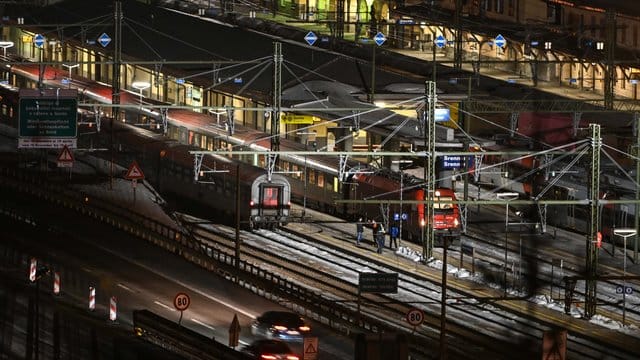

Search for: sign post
xmin=173 ymin=292 xmax=190 ymax=326
xmin=303 ymin=337 xmax=319 ymax=360
xmin=228 ymin=314 xmax=241 ymax=348
xmin=124 ymin=161 xmax=145 ymax=203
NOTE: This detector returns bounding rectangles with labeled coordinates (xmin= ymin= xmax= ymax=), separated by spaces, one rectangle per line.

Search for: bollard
xmin=29 ymin=257 xmax=37 ymax=282
xmin=89 ymin=286 xmax=96 ymax=311
xmin=109 ymin=296 xmax=117 ymax=322
xmin=53 ymin=271 xmax=60 ymax=295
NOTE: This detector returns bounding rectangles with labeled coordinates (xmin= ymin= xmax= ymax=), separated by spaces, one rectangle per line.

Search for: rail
xmin=0 ymin=167 xmax=433 ymax=358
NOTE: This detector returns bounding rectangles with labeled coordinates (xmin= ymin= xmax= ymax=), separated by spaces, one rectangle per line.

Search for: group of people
xmin=355 ymin=218 xmax=399 ymax=254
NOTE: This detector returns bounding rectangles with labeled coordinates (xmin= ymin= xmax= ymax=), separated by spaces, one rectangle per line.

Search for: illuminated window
xmin=262 ymin=186 xmax=280 ymax=207
xmin=317 ymin=173 xmax=324 ymax=188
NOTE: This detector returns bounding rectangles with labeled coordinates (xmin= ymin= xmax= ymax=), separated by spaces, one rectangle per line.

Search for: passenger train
xmin=0 ymin=61 xmax=462 ymax=243
xmin=470 ymin=141 xmax=639 ymax=245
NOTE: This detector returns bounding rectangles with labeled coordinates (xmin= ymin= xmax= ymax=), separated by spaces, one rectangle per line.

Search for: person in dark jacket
xmin=356 ymin=218 xmax=364 ymax=245
xmin=389 ymin=224 xmax=399 ymax=249
xmin=376 ymin=223 xmax=385 ymax=254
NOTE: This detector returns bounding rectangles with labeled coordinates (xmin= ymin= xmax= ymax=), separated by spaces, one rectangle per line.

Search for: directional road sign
xmin=33 ymin=34 xmax=45 ymax=48
xmin=435 ymin=34 xmax=446 ymax=48
xmin=19 ymin=89 xmax=78 ymax=148
xmin=304 ymin=31 xmax=318 ymax=46
xmin=494 ymin=34 xmax=507 ymax=48
xmin=406 ymin=308 xmax=425 ymax=327
xmin=374 ymin=32 xmax=386 ymax=46
xmin=98 ymin=33 xmax=111 ymax=47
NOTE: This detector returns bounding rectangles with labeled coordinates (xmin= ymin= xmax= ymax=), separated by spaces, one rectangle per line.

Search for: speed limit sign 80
xmin=174 ymin=292 xmax=191 ymax=311
xmin=406 ymin=308 xmax=425 ymax=327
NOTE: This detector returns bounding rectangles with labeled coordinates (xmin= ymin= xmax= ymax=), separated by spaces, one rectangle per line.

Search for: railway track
xmin=177 ymin=213 xmax=639 ymax=359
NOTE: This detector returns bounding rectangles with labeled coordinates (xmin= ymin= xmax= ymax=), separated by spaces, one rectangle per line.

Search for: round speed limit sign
xmin=406 ymin=308 xmax=425 ymax=327
xmin=173 ymin=292 xmax=191 ymax=311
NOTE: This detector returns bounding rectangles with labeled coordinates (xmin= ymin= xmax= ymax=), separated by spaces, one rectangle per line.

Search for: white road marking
xmin=239 ymin=340 xmax=250 ymax=346
xmin=92 ymin=242 xmax=255 ymax=318
xmin=154 ymin=300 xmax=175 ymax=312
xmin=117 ymin=283 xmax=134 ymax=292
xmin=191 ymin=318 xmax=215 ymax=331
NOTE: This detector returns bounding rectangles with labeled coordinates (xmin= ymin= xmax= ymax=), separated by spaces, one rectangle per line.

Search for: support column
xmin=635 ymin=113 xmax=640 ymax=263
xmin=423 ymin=81 xmax=436 ymax=260
xmin=585 ymin=123 xmax=601 ymax=319
xmin=271 ymin=42 xmax=282 ymax=154
xmin=110 ymin=0 xmax=122 ymax=190
xmin=604 ymin=9 xmax=616 ymax=109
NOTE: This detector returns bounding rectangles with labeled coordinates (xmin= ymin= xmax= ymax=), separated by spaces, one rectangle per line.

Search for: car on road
xmin=250 ymin=311 xmax=311 ymax=342
xmin=241 ymin=339 xmax=299 ymax=360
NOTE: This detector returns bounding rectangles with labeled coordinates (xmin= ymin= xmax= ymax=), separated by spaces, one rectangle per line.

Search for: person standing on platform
xmin=389 ymin=223 xmax=399 ymax=250
xmin=376 ymin=223 xmax=385 ymax=254
xmin=371 ymin=220 xmax=378 ymax=247
xmin=356 ymin=218 xmax=364 ymax=245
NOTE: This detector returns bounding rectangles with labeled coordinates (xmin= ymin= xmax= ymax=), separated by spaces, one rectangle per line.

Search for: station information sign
xmin=19 ymin=89 xmax=78 ymax=148
xmin=358 ymin=272 xmax=398 ymax=293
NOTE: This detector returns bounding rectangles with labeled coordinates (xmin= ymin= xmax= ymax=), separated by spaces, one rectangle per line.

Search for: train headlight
xmin=250 ymin=200 xmax=255 ymax=207
xmin=454 ymin=218 xmax=459 ymax=227
xmin=420 ymin=219 xmax=426 ymax=227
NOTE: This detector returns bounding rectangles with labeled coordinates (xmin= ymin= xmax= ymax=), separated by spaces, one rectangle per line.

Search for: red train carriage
xmin=350 ymin=170 xmax=461 ymax=246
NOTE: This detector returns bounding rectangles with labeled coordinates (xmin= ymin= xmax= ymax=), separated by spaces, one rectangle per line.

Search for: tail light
xmin=261 ymin=355 xmax=277 ymax=360
xmin=273 ymin=325 xmax=288 ymax=331
xmin=299 ymin=325 xmax=310 ymax=332
xmin=285 ymin=356 xmax=299 ymax=360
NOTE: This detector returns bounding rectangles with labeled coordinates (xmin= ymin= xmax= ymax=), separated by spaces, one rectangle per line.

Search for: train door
xmin=259 ymin=184 xmax=284 ymax=224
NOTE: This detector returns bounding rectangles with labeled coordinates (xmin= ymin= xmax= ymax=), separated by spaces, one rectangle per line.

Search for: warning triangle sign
xmin=305 ymin=342 xmax=317 ymax=353
xmin=125 ymin=161 xmax=145 ymax=180
xmin=57 ymin=145 xmax=74 ymax=163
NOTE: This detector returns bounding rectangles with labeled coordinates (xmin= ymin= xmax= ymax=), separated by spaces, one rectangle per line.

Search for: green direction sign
xmin=19 ymin=89 xmax=78 ymax=148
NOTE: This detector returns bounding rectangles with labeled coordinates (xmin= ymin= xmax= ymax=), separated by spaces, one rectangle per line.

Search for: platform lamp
xmin=62 ymin=63 xmax=79 ymax=88
xmin=132 ymin=80 xmax=151 ymax=106
xmin=0 ymin=40 xmax=13 ymax=57
xmin=0 ymin=41 xmax=13 ymax=82
xmin=496 ymin=192 xmax=519 ymax=296
xmin=613 ymin=228 xmax=636 ymax=327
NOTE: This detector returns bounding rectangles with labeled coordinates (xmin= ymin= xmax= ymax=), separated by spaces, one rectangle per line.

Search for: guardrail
xmin=0 ymin=167 xmax=436 ymax=357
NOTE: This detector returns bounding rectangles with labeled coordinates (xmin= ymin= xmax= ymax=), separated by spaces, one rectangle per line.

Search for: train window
xmin=188 ymin=131 xmax=195 ymax=145
xmin=317 ymin=173 xmax=324 ymax=188
xmin=434 ymin=197 xmax=453 ymax=210
xmin=281 ymin=161 xmax=289 ymax=172
xmin=308 ymin=170 xmax=315 ymax=185
xmin=262 ymin=186 xmax=280 ymax=207
xmin=291 ymin=164 xmax=300 ymax=179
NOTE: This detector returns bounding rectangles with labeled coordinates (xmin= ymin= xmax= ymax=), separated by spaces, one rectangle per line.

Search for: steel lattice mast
xmin=585 ymin=123 xmax=601 ymax=318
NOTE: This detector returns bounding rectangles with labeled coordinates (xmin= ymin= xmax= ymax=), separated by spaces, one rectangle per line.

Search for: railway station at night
xmin=1 ymin=0 xmax=640 ymax=359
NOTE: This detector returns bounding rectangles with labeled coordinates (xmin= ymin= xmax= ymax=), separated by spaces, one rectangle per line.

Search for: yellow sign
xmin=22 ymin=35 xmax=33 ymax=43
xmin=440 ymin=103 xmax=460 ymax=129
xmin=281 ymin=114 xmax=315 ymax=124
